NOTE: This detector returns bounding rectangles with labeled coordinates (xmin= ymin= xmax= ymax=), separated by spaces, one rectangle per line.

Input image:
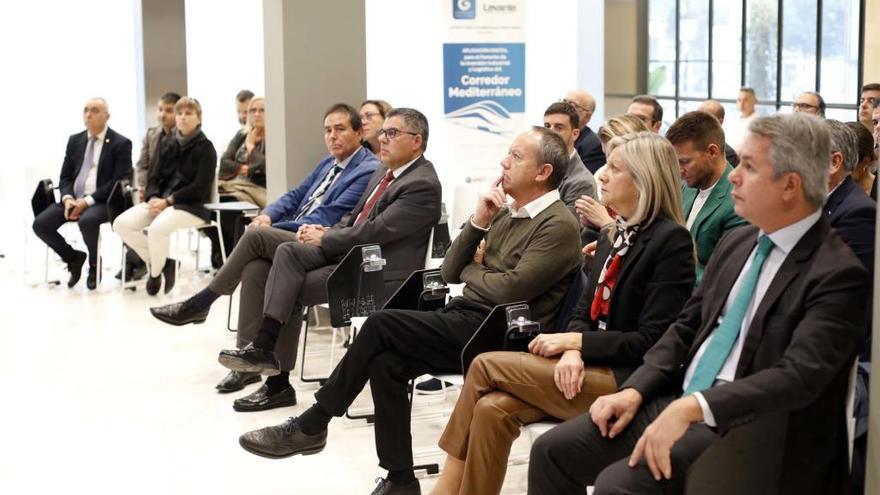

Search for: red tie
xmin=355 ymin=170 xmax=395 ymax=225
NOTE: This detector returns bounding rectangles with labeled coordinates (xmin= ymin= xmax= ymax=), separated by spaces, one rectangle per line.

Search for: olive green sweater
xmin=441 ymin=199 xmax=582 ymax=329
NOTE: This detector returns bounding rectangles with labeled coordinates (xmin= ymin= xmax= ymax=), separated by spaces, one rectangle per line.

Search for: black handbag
xmin=107 ymin=179 xmax=134 ymax=224
xmin=31 ymin=179 xmax=56 ymax=217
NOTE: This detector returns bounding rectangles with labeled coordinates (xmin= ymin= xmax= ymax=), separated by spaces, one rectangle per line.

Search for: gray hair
xmin=747 ymin=114 xmax=829 ymax=208
xmin=529 ymin=126 xmax=569 ymax=190
xmin=826 ymin=119 xmax=859 ymax=173
xmin=386 ymin=107 xmax=429 ymax=151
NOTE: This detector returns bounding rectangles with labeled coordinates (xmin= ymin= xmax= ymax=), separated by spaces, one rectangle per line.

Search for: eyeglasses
xmin=360 ymin=111 xmax=381 ymax=121
xmin=560 ymin=98 xmax=590 ymax=114
xmin=792 ymin=102 xmax=819 ymax=111
xmin=378 ymin=128 xmax=418 ymax=140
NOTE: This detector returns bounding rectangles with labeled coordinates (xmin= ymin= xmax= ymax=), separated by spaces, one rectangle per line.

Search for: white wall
xmin=184 ymin=0 xmax=264 ymax=154
xmin=365 ymin=0 xmax=603 ymax=223
xmin=0 ymin=0 xmax=142 ymax=263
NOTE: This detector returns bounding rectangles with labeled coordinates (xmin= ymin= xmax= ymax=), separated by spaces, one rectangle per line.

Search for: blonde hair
xmin=598 ymin=114 xmax=651 ymax=146
xmin=175 ymin=96 xmax=202 ymax=120
xmin=243 ymin=96 xmax=265 ymax=134
xmin=605 ymin=132 xmax=685 ymax=228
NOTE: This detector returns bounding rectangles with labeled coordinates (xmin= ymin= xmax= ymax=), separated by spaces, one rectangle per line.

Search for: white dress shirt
xmin=360 ymin=155 xmax=419 ymax=207
xmin=684 ymin=209 xmax=822 ymax=426
xmin=301 ymin=146 xmax=361 ymax=216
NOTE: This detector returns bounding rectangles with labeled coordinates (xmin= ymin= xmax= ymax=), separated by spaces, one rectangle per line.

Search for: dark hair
xmin=360 ymin=99 xmax=393 ymax=119
xmin=236 ymin=89 xmax=255 ymax=102
xmin=543 ymin=101 xmax=579 ymax=130
xmin=801 ymin=91 xmax=826 ymax=117
xmin=631 ymin=95 xmax=663 ymax=124
xmin=159 ymin=92 xmax=182 ymax=105
xmin=387 ymin=107 xmax=430 ymax=151
xmin=846 ymin=121 xmax=875 ymax=164
xmin=861 ymin=83 xmax=880 ymax=93
xmin=530 ymin=126 xmax=568 ymax=190
xmin=666 ymin=111 xmax=726 ymax=152
xmin=324 ymin=103 xmax=363 ymax=131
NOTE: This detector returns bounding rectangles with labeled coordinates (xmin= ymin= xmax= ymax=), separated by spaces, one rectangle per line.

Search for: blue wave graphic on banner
xmin=445 ymin=100 xmax=518 ymax=135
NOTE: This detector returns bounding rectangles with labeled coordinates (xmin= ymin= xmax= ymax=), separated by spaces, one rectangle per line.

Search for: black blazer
xmin=575 ymin=125 xmax=605 ymax=174
xmin=568 ymin=216 xmax=695 ymax=385
xmin=59 ymin=127 xmax=132 ymax=203
xmin=625 ymin=218 xmax=869 ymax=494
xmin=146 ymin=130 xmax=217 ymax=222
xmin=825 ymin=175 xmax=875 ymax=274
xmin=322 ymin=155 xmax=442 ymax=285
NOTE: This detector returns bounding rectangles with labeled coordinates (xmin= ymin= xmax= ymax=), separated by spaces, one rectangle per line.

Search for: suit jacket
xmin=322 ymin=155 xmax=442 ymax=285
xmin=59 ymin=127 xmax=132 ymax=204
xmin=568 ymin=216 xmax=695 ymax=385
xmin=558 ymin=153 xmax=598 ymax=220
xmin=262 ymin=147 xmax=380 ymax=233
xmin=135 ymin=126 xmax=170 ymax=189
xmin=575 ymin=125 xmax=606 ymax=174
xmin=681 ymin=163 xmax=747 ymax=283
xmin=724 ymin=143 xmax=739 ymax=167
xmin=624 ymin=218 xmax=869 ymax=494
xmin=145 ymin=130 xmax=217 ymax=222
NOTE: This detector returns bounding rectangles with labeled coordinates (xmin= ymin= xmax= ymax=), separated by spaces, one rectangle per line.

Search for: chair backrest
xmin=424 ymin=203 xmax=451 ymax=269
xmin=326 ymin=244 xmax=386 ymax=327
xmin=106 ymin=179 xmax=134 ymax=224
xmin=383 ymin=268 xmax=448 ymax=313
xmin=31 ymin=179 xmax=56 ymax=217
xmin=459 ymin=301 xmax=528 ymax=374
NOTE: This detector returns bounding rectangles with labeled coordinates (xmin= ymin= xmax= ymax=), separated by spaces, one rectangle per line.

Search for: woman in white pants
xmin=113 ymin=97 xmax=216 ymax=295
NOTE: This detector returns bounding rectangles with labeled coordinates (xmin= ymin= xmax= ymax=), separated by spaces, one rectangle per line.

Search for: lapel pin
xmin=105 ymin=138 xmax=110 ymax=143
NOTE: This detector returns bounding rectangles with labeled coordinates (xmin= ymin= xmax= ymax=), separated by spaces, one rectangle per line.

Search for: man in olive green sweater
xmin=234 ymin=127 xmax=582 ymax=495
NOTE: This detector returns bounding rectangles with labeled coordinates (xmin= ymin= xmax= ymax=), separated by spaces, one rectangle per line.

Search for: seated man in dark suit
xmin=229 ymin=127 xmax=582 ymax=495
xmin=666 ymin=111 xmax=747 ymax=283
xmin=149 ymin=103 xmax=379 ymax=394
xmin=528 ymin=113 xmax=869 ymax=495
xmin=33 ymin=97 xmax=132 ymax=290
xmin=565 ymin=89 xmax=605 ymax=173
xmin=543 ymin=101 xmax=598 ymax=218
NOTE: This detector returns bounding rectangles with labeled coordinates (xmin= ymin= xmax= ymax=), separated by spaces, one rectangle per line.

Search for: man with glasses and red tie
xmin=32 ymin=97 xmax=132 ymax=290
xmin=528 ymin=113 xmax=868 ymax=495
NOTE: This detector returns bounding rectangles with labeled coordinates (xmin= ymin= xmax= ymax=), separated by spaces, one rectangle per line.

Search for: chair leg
xmin=226 ymin=291 xmax=237 ymax=332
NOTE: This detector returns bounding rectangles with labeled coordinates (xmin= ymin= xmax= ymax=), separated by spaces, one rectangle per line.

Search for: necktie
xmin=295 ymin=165 xmax=342 ymax=220
xmin=74 ymin=136 xmax=97 ymax=198
xmin=685 ymin=235 xmax=775 ymax=395
xmin=355 ymin=170 xmax=395 ymax=226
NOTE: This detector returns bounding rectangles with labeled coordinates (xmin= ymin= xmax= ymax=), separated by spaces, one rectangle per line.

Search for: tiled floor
xmin=0 ymin=245 xmax=535 ymax=495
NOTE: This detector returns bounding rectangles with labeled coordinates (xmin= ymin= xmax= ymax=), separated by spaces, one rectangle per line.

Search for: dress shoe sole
xmin=149 ymin=309 xmax=207 ymax=326
xmin=233 ymin=395 xmax=297 ymax=412
xmin=215 ymin=374 xmax=262 ymax=393
xmin=238 ymin=438 xmax=326 ymax=459
xmin=218 ymin=354 xmax=281 ymax=376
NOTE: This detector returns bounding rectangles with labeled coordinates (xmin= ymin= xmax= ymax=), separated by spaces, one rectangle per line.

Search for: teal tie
xmin=685 ymin=235 xmax=775 ymax=395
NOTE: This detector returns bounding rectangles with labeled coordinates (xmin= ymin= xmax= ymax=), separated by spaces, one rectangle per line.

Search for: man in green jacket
xmin=666 ymin=111 xmax=747 ymax=283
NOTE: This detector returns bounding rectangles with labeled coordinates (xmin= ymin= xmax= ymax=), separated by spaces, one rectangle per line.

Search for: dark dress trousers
xmin=529 ymin=218 xmax=869 ymax=495
xmin=575 ymin=125 xmax=606 ymax=174
xmin=33 ymin=127 xmax=132 ymax=266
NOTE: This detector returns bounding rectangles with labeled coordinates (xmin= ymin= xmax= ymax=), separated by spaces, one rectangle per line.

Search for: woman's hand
xmin=528 ymin=332 xmax=582 ymax=357
xmin=554 ymin=350 xmax=585 ymax=400
xmin=147 ymin=197 xmax=169 ymax=216
xmin=575 ymin=195 xmax=614 ymax=229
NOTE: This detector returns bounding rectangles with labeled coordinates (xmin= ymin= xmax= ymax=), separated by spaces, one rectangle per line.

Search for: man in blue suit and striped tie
xmin=150 ymin=103 xmax=379 ymax=398
xmin=528 ymin=113 xmax=869 ymax=495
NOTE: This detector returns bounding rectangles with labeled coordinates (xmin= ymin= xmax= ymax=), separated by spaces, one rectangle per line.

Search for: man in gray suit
xmin=543 ymin=101 xmax=598 ymax=219
xmin=215 ymin=107 xmax=442 ymax=411
xmin=120 ymin=92 xmax=181 ymax=281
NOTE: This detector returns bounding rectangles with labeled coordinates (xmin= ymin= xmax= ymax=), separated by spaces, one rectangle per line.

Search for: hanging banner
xmin=443 ymin=0 xmax=526 ymax=218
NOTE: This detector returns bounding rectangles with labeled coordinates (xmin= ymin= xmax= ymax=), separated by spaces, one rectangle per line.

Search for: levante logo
xmin=453 ymin=0 xmax=476 ymax=19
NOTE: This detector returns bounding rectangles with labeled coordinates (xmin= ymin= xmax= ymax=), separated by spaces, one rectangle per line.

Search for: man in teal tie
xmin=528 ymin=113 xmax=870 ymax=495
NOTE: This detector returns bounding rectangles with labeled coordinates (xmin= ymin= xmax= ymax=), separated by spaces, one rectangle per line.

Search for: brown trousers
xmin=437 ymin=351 xmax=617 ymax=495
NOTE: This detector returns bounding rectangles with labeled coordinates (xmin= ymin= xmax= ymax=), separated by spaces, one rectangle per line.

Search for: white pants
xmin=113 ymin=203 xmax=205 ymax=277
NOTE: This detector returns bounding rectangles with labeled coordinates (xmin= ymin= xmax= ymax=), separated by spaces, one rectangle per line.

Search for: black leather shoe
xmin=211 ymin=250 xmax=223 ymax=269
xmin=116 ymin=264 xmax=147 ymax=281
xmin=371 ymin=478 xmax=421 ymax=495
xmin=66 ymin=250 xmax=87 ymax=288
xmin=218 ymin=343 xmax=281 ymax=376
xmin=238 ymin=417 xmax=327 ymax=459
xmin=86 ymin=266 xmax=100 ymax=290
xmin=150 ymin=300 xmax=209 ymax=326
xmin=162 ymin=258 xmax=177 ymax=294
xmin=146 ymin=275 xmax=162 ymax=296
xmin=215 ymin=370 xmax=261 ymax=393
xmin=234 ymin=384 xmax=297 ymax=411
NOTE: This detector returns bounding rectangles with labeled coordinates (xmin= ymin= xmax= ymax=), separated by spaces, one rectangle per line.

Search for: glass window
xmin=656 ymin=98 xmax=677 ymax=130
xmin=825 ymin=107 xmax=858 ymax=121
xmin=820 ymin=0 xmax=860 ymax=104
xmin=745 ymin=0 xmax=779 ymax=102
xmin=648 ymin=0 xmax=677 ymax=96
xmin=678 ymin=0 xmax=709 ymax=98
xmin=780 ymin=0 xmax=817 ymax=101
xmin=712 ymin=0 xmax=743 ymax=100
